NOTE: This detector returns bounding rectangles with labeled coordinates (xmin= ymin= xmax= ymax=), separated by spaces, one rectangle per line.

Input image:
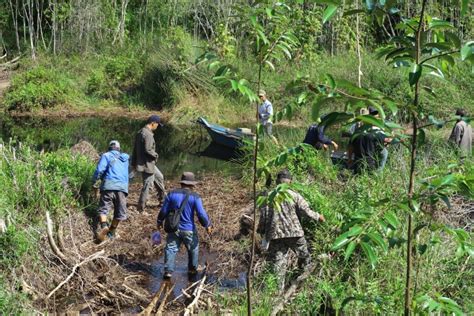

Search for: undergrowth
xmin=225 ymin=129 xmax=473 ymax=314
xmin=0 ymin=140 xmax=95 ymax=313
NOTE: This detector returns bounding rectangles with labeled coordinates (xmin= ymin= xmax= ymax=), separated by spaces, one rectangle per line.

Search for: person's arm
xmin=452 ymin=124 xmax=464 ymax=145
xmin=92 ymin=154 xmax=108 ymax=183
xmin=157 ymin=194 xmax=172 ymax=227
xmin=130 ymin=139 xmax=137 ymax=168
xmin=144 ymin=132 xmax=158 ymax=160
xmin=294 ymin=192 xmax=323 ymax=222
xmin=195 ymin=196 xmax=211 ymax=228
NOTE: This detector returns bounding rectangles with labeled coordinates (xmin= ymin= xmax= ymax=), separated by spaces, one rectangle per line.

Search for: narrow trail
xmin=28 ymin=172 xmax=252 ymax=314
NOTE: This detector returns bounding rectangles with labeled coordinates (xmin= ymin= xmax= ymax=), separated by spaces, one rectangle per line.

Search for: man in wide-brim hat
xmin=157 ymin=172 xmax=212 ymax=280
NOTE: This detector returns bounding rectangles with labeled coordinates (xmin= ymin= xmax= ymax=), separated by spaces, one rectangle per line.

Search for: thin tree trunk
xmin=24 ymin=0 xmax=36 ymax=60
xmin=355 ymin=0 xmax=362 ymax=88
xmin=404 ymin=0 xmax=428 ymax=314
xmin=8 ymin=0 xmax=21 ymax=52
xmin=247 ymin=52 xmax=264 ymax=316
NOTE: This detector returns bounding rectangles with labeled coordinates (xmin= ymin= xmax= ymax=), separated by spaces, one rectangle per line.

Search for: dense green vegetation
xmin=0 ymin=141 xmax=94 ymax=314
xmin=0 ymin=0 xmax=473 ymax=314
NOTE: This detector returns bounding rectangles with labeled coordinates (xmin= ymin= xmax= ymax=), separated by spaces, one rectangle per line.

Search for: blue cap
xmin=147 ymin=114 xmax=163 ymax=125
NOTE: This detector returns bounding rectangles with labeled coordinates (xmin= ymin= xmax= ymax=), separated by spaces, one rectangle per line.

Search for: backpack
xmin=164 ymin=192 xmax=190 ymax=233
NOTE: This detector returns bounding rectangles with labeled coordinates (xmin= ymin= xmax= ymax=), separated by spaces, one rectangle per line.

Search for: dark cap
xmin=147 ymin=114 xmax=163 ymax=125
xmin=276 ymin=169 xmax=292 ymax=180
xmin=368 ymin=106 xmax=379 ymax=115
xmin=456 ymin=109 xmax=467 ymax=117
xmin=180 ymin=172 xmax=199 ymax=186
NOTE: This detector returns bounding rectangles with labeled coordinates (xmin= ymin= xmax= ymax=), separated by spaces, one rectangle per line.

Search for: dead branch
xmin=270 ymin=265 xmax=317 ymax=316
xmin=46 ymin=250 xmax=105 ymax=299
xmin=140 ymin=283 xmax=166 ymax=316
xmin=156 ymin=285 xmax=174 ymax=315
xmin=46 ymin=211 xmax=68 ymax=262
xmin=184 ymin=276 xmax=207 ymax=316
xmin=166 ymin=278 xmax=202 ymax=307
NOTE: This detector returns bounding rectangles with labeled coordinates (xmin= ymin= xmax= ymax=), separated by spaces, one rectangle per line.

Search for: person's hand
xmin=157 ymin=222 xmax=163 ymax=230
xmin=319 ymin=214 xmax=326 ymax=222
xmin=332 ymin=141 xmax=339 ymax=151
xmin=323 ymin=144 xmax=329 ymax=151
xmin=206 ymin=226 xmax=213 ymax=235
xmin=93 ymin=187 xmax=100 ymax=200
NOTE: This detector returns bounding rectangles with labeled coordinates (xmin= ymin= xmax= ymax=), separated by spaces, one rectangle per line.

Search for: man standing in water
xmin=449 ymin=109 xmax=472 ymax=159
xmin=131 ymin=115 xmax=166 ymax=212
xmin=93 ymin=140 xmax=129 ymax=242
xmin=258 ymin=90 xmax=278 ymax=144
xmin=257 ymin=169 xmax=325 ymax=291
xmin=157 ymin=172 xmax=212 ymax=280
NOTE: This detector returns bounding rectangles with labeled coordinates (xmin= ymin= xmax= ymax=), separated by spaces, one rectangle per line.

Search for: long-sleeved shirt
xmin=92 ymin=150 xmax=129 ymax=194
xmin=258 ymin=100 xmax=273 ymax=125
xmin=131 ymin=126 xmax=158 ymax=174
xmin=449 ymin=120 xmax=472 ymax=156
xmin=258 ymin=190 xmax=320 ymax=241
xmin=302 ymin=123 xmax=333 ymax=149
xmin=157 ymin=188 xmax=211 ymax=231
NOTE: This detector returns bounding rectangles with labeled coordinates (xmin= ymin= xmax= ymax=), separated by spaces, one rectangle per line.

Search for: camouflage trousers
xmin=267 ymin=237 xmax=311 ymax=291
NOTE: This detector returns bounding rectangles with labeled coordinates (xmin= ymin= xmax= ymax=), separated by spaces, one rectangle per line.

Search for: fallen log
xmin=46 ymin=211 xmax=68 ymax=262
xmin=184 ymin=276 xmax=206 ymax=316
xmin=47 ymin=250 xmax=105 ymax=299
xmin=270 ymin=265 xmax=317 ymax=316
xmin=140 ymin=283 xmax=166 ymax=316
xmin=156 ymin=285 xmax=174 ymax=315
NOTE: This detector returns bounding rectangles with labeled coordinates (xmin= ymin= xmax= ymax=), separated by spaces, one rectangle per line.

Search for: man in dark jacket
xmin=92 ymin=140 xmax=129 ymax=242
xmin=131 ymin=115 xmax=166 ymax=212
xmin=157 ymin=172 xmax=212 ymax=280
xmin=258 ymin=169 xmax=325 ymax=291
xmin=302 ymin=122 xmax=338 ymax=151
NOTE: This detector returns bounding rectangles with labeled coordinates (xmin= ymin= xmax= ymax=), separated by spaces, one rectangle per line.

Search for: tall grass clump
xmin=0 ymin=140 xmax=95 ymax=313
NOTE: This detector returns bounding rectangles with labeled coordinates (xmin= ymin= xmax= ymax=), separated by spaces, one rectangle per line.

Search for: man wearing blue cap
xmin=132 ymin=115 xmax=166 ymax=212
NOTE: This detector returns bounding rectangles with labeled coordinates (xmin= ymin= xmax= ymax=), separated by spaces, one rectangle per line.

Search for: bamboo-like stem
xmin=247 ymin=50 xmax=263 ymax=316
xmin=404 ymin=0 xmax=428 ymax=314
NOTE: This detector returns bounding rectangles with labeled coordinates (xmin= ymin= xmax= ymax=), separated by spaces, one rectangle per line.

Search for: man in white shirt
xmin=258 ymin=90 xmax=278 ymax=143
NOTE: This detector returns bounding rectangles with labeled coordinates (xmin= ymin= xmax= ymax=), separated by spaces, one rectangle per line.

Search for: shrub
xmin=86 ymin=55 xmax=143 ymax=99
xmin=3 ymin=66 xmax=72 ymax=112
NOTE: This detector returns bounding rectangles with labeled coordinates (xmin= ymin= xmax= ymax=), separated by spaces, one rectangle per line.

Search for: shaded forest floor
xmin=22 ymin=175 xmax=252 ymax=314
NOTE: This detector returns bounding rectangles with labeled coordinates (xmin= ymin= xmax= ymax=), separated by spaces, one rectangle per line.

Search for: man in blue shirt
xmin=157 ymin=172 xmax=212 ymax=279
xmin=302 ymin=118 xmax=339 ymax=151
xmin=92 ymin=140 xmax=130 ymax=242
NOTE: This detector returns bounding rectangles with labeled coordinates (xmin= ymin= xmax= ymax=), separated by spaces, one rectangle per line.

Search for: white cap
xmin=109 ymin=140 xmax=120 ymax=150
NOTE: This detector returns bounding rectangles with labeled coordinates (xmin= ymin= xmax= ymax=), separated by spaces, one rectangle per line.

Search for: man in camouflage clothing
xmin=257 ymin=169 xmax=325 ymax=291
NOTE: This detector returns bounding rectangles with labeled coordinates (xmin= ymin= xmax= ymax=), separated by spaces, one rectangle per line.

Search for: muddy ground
xmin=23 ymin=174 xmax=253 ymax=314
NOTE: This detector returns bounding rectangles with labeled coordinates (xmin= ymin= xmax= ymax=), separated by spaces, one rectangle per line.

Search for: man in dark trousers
xmin=131 ymin=115 xmax=166 ymax=212
xmin=257 ymin=169 xmax=325 ymax=291
xmin=157 ymin=172 xmax=212 ymax=279
xmin=449 ymin=109 xmax=472 ymax=158
xmin=302 ymin=117 xmax=339 ymax=151
xmin=92 ymin=140 xmax=129 ymax=242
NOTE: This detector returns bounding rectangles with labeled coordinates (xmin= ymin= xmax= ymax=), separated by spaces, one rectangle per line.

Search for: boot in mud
xmin=96 ymin=223 xmax=109 ymax=243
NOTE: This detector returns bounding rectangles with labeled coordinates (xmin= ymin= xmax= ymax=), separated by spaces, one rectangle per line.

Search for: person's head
xmin=108 ymin=140 xmax=120 ymax=151
xmin=258 ymin=90 xmax=267 ymax=102
xmin=368 ymin=106 xmax=379 ymax=117
xmin=179 ymin=171 xmax=198 ymax=188
xmin=146 ymin=115 xmax=163 ymax=131
xmin=276 ymin=169 xmax=292 ymax=184
xmin=456 ymin=109 xmax=467 ymax=118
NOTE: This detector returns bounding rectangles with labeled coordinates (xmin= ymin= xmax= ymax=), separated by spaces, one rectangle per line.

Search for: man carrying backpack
xmin=157 ymin=172 xmax=212 ymax=280
xmin=92 ymin=140 xmax=130 ymax=242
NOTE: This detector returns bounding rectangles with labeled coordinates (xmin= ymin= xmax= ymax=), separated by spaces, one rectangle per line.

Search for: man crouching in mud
xmin=157 ymin=172 xmax=212 ymax=280
xmin=92 ymin=140 xmax=130 ymax=243
xmin=257 ymin=169 xmax=325 ymax=291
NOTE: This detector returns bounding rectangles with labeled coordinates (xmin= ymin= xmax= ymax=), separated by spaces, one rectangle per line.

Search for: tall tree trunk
xmin=404 ymin=0 xmax=428 ymax=314
xmin=24 ymin=0 xmax=37 ymax=60
xmin=8 ymin=0 xmax=21 ymax=53
xmin=52 ymin=0 xmax=57 ymax=56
